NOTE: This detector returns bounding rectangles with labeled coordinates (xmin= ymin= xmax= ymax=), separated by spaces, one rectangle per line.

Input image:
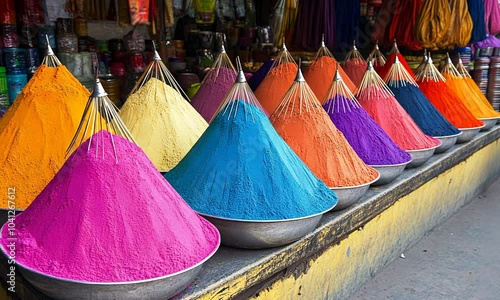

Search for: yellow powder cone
xmin=0 ymin=65 xmax=92 ymax=209
xmin=120 ymin=78 xmax=208 ymax=171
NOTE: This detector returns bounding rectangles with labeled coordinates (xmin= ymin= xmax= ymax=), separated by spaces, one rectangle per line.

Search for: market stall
xmin=1 ymin=1 xmax=500 ymax=299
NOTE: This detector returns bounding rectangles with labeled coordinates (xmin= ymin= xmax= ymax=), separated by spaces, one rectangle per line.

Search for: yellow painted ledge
xmin=250 ymin=139 xmax=500 ymax=300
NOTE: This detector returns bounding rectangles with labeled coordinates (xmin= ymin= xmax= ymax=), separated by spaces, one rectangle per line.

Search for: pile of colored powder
xmin=388 ymin=83 xmax=461 ymax=137
xmin=1 ymin=132 xmax=220 ymax=282
xmin=324 ymin=96 xmax=412 ymax=165
xmin=377 ymin=53 xmax=416 ymax=80
xmin=418 ymin=80 xmax=484 ymax=129
xmin=358 ymin=86 xmax=441 ymax=150
xmin=0 ymin=65 xmax=91 ymax=209
xmin=248 ymin=59 xmax=274 ymax=91
xmin=463 ymin=76 xmax=499 ymax=110
xmin=442 ymin=74 xmax=500 ymax=119
xmin=305 ymin=56 xmax=357 ymax=100
xmin=254 ymin=62 xmax=297 ymax=114
xmin=190 ymin=66 xmax=236 ymax=122
xmin=120 ymin=78 xmax=208 ymax=172
xmin=270 ymin=100 xmax=379 ymax=188
xmin=165 ymin=101 xmax=337 ymax=220
xmin=343 ymin=57 xmax=367 ymax=87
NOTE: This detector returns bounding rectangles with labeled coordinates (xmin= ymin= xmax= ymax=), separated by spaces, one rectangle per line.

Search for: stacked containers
xmin=487 ymin=57 xmax=500 ymax=111
xmin=472 ymin=57 xmax=490 ymax=97
xmin=1 ymin=0 xmax=26 ymax=104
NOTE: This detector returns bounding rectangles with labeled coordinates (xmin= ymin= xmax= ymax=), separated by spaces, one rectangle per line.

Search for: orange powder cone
xmin=304 ymin=37 xmax=357 ymax=100
xmin=453 ymin=57 xmax=500 ymax=118
xmin=0 ymin=65 xmax=92 ymax=209
xmin=358 ymin=60 xmax=440 ymax=151
xmin=270 ymin=64 xmax=379 ymax=188
xmin=442 ymin=55 xmax=500 ymax=119
xmin=416 ymin=55 xmax=484 ymax=129
xmin=255 ymin=41 xmax=298 ymax=114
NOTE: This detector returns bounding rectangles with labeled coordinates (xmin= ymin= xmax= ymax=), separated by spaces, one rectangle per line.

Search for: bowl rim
xmin=457 ymin=124 xmax=486 ymax=131
xmin=432 ymin=132 xmax=463 ymax=139
xmin=478 ymin=116 xmax=500 ymax=121
xmin=329 ymin=170 xmax=381 ymax=190
xmin=369 ymin=158 xmax=413 ymax=168
xmin=406 ymin=141 xmax=442 ymax=153
xmin=198 ymin=203 xmax=336 ymax=223
xmin=0 ymin=224 xmax=221 ymax=286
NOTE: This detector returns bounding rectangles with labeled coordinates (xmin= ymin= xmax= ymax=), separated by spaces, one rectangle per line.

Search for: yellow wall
xmin=250 ymin=139 xmax=500 ymax=300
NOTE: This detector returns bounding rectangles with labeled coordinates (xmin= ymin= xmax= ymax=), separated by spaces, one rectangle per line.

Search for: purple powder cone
xmin=324 ymin=96 xmax=412 ymax=166
xmin=191 ymin=66 xmax=236 ymax=122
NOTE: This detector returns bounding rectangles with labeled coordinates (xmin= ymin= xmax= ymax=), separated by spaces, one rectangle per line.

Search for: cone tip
xmin=235 ymin=56 xmax=246 ymax=83
xmin=334 ymin=64 xmax=342 ymax=81
xmin=91 ymin=79 xmax=108 ymax=98
xmin=367 ymin=60 xmax=374 ymax=70
xmin=153 ymin=50 xmax=162 ymax=61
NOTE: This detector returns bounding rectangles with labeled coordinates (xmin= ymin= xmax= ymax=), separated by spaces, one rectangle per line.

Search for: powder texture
xmin=305 ymin=56 xmax=357 ymax=101
xmin=358 ymin=86 xmax=441 ymax=150
xmin=165 ymin=101 xmax=337 ymax=220
xmin=254 ymin=62 xmax=297 ymax=114
xmin=0 ymin=65 xmax=91 ymax=209
xmin=1 ymin=132 xmax=220 ymax=282
xmin=389 ymin=84 xmax=461 ymax=137
xmin=464 ymin=76 xmax=498 ymax=110
xmin=248 ymin=59 xmax=274 ymax=91
xmin=343 ymin=57 xmax=368 ymax=87
xmin=191 ymin=66 xmax=237 ymax=122
xmin=443 ymin=74 xmax=500 ymax=119
xmin=270 ymin=99 xmax=379 ymax=187
xmin=120 ymin=78 xmax=208 ymax=172
xmin=418 ymin=80 xmax=484 ymax=128
xmin=324 ymin=97 xmax=412 ymax=165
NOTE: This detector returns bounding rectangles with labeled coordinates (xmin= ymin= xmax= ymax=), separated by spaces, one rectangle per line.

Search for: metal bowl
xmin=200 ymin=206 xmax=334 ymax=249
xmin=370 ymin=160 xmax=412 ymax=186
xmin=433 ymin=132 xmax=462 ymax=154
xmin=406 ymin=143 xmax=441 ymax=168
xmin=456 ymin=125 xmax=485 ymax=143
xmin=479 ymin=117 xmax=499 ymax=131
xmin=330 ymin=172 xmax=381 ymax=210
xmin=0 ymin=232 xmax=220 ymax=300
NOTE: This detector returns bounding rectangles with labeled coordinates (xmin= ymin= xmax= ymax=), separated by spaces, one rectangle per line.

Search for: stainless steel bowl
xmin=406 ymin=143 xmax=441 ymax=168
xmin=456 ymin=125 xmax=485 ymax=143
xmin=370 ymin=160 xmax=412 ymax=186
xmin=433 ymin=132 xmax=462 ymax=154
xmin=330 ymin=172 xmax=381 ymax=210
xmin=479 ymin=117 xmax=499 ymax=131
xmin=0 ymin=233 xmax=220 ymax=300
xmin=200 ymin=206 xmax=334 ymax=249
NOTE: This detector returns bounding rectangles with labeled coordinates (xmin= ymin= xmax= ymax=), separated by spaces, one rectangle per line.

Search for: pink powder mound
xmin=1 ymin=131 xmax=220 ymax=283
xmin=191 ymin=66 xmax=237 ymax=122
xmin=358 ymin=86 xmax=441 ymax=150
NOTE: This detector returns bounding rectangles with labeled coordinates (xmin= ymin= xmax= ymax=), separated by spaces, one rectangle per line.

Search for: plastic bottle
xmin=0 ymin=67 xmax=10 ymax=106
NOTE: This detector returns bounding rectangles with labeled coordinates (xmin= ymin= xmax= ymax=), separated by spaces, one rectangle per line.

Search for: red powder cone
xmin=376 ymin=41 xmax=416 ymax=80
xmin=304 ymin=36 xmax=357 ymax=100
xmin=270 ymin=63 xmax=379 ymax=188
xmin=255 ymin=40 xmax=298 ymax=114
xmin=358 ymin=60 xmax=440 ymax=151
xmin=416 ymin=55 xmax=484 ymax=129
xmin=342 ymin=41 xmax=368 ymax=87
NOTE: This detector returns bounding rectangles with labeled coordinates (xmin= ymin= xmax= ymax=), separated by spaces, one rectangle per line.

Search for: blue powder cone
xmin=165 ymin=100 xmax=338 ymax=220
xmin=390 ymin=84 xmax=461 ymax=137
xmin=248 ymin=59 xmax=274 ymax=91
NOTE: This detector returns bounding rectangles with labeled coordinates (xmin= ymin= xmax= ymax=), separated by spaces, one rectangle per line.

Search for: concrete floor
xmin=350 ymin=175 xmax=500 ymax=300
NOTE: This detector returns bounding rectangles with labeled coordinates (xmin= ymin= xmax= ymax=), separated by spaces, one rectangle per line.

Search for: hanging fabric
xmin=484 ymin=0 xmax=500 ymax=35
xmin=438 ymin=0 xmax=473 ymax=48
xmin=388 ymin=0 xmax=423 ymax=50
xmin=467 ymin=0 xmax=488 ymax=43
xmin=335 ymin=0 xmax=361 ymax=49
xmin=415 ymin=0 xmax=451 ymax=49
